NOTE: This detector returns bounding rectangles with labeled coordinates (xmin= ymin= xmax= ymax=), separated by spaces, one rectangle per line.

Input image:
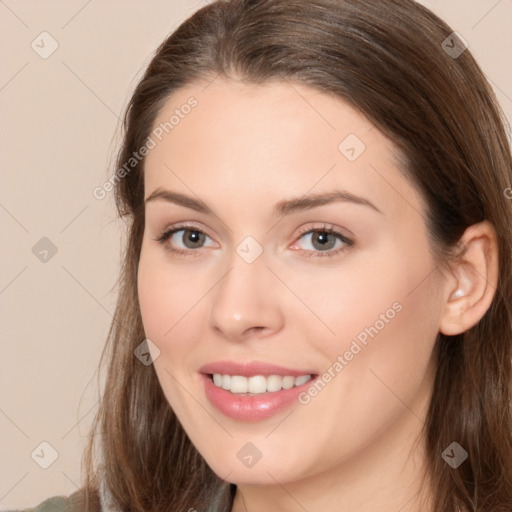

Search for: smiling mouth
xmin=208 ymin=373 xmax=315 ymax=395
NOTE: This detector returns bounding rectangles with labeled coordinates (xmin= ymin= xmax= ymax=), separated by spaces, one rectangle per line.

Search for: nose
xmin=209 ymin=250 xmax=284 ymax=342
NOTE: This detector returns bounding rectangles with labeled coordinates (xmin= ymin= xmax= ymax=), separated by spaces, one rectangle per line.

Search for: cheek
xmin=137 ymin=249 xmax=206 ymax=412
xmin=303 ymin=235 xmax=440 ymax=355
xmin=285 ymin=257 xmax=411 ymax=356
xmin=295 ymin=238 xmax=441 ymax=414
xmin=137 ymin=259 xmax=171 ymax=341
xmin=137 ymin=247 xmax=206 ymax=344
xmin=283 ymin=269 xmax=440 ymax=476
xmin=342 ymin=260 xmax=440 ymax=409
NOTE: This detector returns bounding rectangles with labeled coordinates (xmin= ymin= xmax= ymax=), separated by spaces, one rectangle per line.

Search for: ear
xmin=439 ymin=220 xmax=499 ymax=336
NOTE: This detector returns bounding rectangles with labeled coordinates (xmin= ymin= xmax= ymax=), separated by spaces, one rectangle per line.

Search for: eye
xmin=290 ymin=224 xmax=355 ymax=258
xmin=153 ymin=223 xmax=216 ymax=256
xmin=153 ymin=222 xmax=355 ymax=259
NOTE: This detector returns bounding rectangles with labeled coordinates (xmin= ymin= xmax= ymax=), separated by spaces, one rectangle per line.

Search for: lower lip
xmin=201 ymin=374 xmax=316 ymax=422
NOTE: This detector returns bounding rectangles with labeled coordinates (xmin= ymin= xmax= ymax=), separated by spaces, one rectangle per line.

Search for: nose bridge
xmin=209 ymin=241 xmax=283 ymax=340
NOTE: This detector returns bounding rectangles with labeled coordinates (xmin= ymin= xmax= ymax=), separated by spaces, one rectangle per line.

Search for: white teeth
xmin=211 ymin=373 xmax=312 ymax=394
xmin=266 ymin=375 xmax=283 ymax=392
xmin=294 ymin=375 xmax=311 ymax=386
xmin=221 ymin=374 xmax=231 ymax=390
xmin=230 ymin=375 xmax=248 ymax=393
xmin=248 ymin=375 xmax=267 ymax=394
xmin=282 ymin=376 xmax=295 ymax=389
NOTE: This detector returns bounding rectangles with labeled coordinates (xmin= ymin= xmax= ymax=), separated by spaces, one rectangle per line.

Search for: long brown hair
xmin=82 ymin=1 xmax=512 ymax=510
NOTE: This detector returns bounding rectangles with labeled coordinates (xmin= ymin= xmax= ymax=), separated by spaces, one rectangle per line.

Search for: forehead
xmin=143 ymin=78 xmax=425 ymax=221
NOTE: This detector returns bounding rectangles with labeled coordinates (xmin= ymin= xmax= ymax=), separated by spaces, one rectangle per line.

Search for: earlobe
xmin=438 ymin=221 xmax=499 ymax=336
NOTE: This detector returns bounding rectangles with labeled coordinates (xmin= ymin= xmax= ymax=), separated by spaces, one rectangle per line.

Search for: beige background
xmin=1 ymin=0 xmax=511 ymax=508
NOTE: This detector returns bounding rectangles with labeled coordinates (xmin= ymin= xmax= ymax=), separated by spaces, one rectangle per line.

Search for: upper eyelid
xmin=163 ymin=221 xmax=216 ymax=241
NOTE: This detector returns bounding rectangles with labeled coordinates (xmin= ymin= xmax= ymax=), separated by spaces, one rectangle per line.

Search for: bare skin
xmin=137 ymin=78 xmax=498 ymax=512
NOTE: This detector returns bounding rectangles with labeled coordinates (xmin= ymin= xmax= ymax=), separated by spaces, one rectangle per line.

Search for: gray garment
xmin=1 ymin=491 xmax=86 ymax=512
xmin=3 ymin=478 xmax=223 ymax=512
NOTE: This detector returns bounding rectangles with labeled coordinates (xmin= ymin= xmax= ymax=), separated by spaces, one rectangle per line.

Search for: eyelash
xmin=152 ymin=222 xmax=355 ymax=259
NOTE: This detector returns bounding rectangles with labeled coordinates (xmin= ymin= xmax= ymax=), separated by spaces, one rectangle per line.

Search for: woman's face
xmin=138 ymin=78 xmax=446 ymax=485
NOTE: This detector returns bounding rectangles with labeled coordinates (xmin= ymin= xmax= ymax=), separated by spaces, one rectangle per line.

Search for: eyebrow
xmin=144 ymin=188 xmax=383 ymax=216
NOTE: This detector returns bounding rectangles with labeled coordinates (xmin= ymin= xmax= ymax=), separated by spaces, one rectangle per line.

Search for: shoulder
xmin=5 ymin=490 xmax=93 ymax=512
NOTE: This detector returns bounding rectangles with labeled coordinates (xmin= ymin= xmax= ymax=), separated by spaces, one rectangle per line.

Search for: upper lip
xmin=199 ymin=360 xmax=317 ymax=377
